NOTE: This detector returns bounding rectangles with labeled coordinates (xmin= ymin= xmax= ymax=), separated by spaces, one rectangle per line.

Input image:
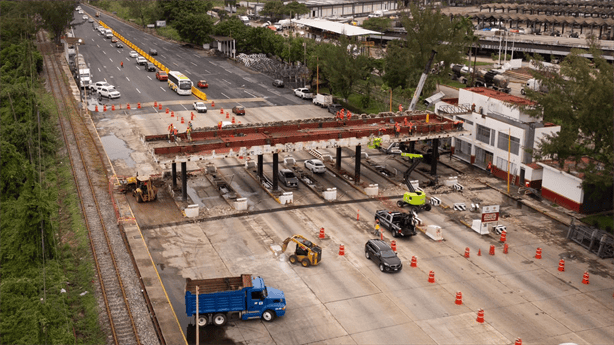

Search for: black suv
xmin=365 ymin=239 xmax=402 ymax=272
xmin=146 ymin=62 xmax=156 ymax=72
xmin=327 ymin=103 xmax=342 ymax=114
xmin=149 ymin=48 xmax=158 ymax=56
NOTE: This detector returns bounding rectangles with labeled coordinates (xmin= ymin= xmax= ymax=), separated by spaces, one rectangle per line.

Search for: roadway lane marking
xmin=109 ymin=58 xmax=113 ymax=62
xmin=147 ymin=76 xmax=152 ymax=80
xmin=160 ymin=87 xmax=167 ymax=92
xmin=190 ymin=62 xmax=197 ymax=66
xmin=244 ymin=91 xmax=257 ymax=98
xmin=221 ymin=92 xmax=230 ymax=99
xmin=161 ymin=54 xmax=166 ymax=58
xmin=92 ymin=38 xmax=95 ymax=42
xmin=98 ymin=68 xmax=101 ymax=72
xmin=136 ymin=88 xmax=141 ymax=94
xmin=181 ymin=104 xmax=187 ymax=110
xmin=117 ymin=67 xmax=120 ymax=71
xmin=222 ymin=79 xmax=231 ymax=84
xmin=193 ymin=54 xmax=200 ymax=58
xmin=126 ymin=77 xmax=130 ymax=81
xmin=208 ymin=61 xmax=217 ymax=66
xmin=103 ymin=51 xmax=107 ymax=55
xmin=162 ymin=47 xmax=169 ymax=51
xmin=204 ymin=70 xmax=211 ymax=74
xmin=172 ymin=62 xmax=178 ymax=66
xmin=184 ymin=70 xmax=191 ymax=75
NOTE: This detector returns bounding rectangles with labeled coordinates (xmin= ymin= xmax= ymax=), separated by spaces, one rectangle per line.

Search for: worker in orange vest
xmin=186 ymin=126 xmax=192 ymax=142
xmin=173 ymin=128 xmax=178 ymax=142
xmin=395 ymin=122 xmax=401 ymax=137
xmin=399 ymin=104 xmax=403 ymax=112
xmin=121 ymin=61 xmax=124 ymax=68
xmin=487 ymin=161 xmax=493 ymax=175
xmin=167 ymin=123 xmax=174 ymax=140
xmin=347 ymin=111 xmax=352 ymax=120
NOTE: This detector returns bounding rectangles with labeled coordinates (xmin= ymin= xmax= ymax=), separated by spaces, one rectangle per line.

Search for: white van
xmin=105 ymin=29 xmax=113 ymax=39
xmin=239 ymin=16 xmax=249 ymax=24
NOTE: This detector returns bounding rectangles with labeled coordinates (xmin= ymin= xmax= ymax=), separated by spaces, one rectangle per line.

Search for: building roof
xmin=465 ymin=87 xmax=536 ymax=106
xmin=292 ymin=18 xmax=381 ymax=36
xmin=524 ymin=162 xmax=543 ymax=170
xmin=538 ymin=157 xmax=606 ymax=179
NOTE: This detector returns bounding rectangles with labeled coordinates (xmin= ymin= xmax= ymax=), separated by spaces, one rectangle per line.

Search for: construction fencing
xmin=567 ymin=219 xmax=614 ymax=259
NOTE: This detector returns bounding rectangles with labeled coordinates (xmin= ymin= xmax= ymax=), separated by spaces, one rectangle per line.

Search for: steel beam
xmin=181 ymin=162 xmax=187 ymax=201
xmin=172 ymin=162 xmax=177 ymax=188
xmin=355 ymin=145 xmax=361 ymax=184
xmin=272 ymin=153 xmax=279 ymax=191
xmin=258 ymin=154 xmax=263 ymax=180
xmin=336 ymin=147 xmax=342 ymax=171
xmin=431 ymin=139 xmax=439 ymax=176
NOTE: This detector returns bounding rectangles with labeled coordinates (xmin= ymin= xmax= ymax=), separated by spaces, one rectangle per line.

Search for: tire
xmin=424 ymin=204 xmax=432 ymax=211
xmin=262 ymin=310 xmax=276 ymax=322
xmin=397 ymin=200 xmax=405 ymax=208
xmin=198 ymin=316 xmax=208 ymax=326
xmin=365 ymin=251 xmax=370 ymax=259
xmin=289 ymin=255 xmax=298 ymax=264
xmin=213 ymin=313 xmax=227 ymax=326
xmin=392 ymin=230 xmax=398 ymax=238
xmin=379 ymin=264 xmax=385 ymax=272
xmin=520 ymin=89 xmax=526 ymax=95
xmin=301 ymin=258 xmax=311 ymax=267
xmin=136 ymin=193 xmax=142 ymax=203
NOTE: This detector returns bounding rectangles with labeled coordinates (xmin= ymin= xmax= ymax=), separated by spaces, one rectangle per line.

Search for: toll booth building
xmin=436 ymin=87 xmax=560 ymax=187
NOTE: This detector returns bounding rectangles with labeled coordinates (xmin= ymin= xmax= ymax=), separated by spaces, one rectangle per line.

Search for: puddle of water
xmin=100 ymin=134 xmax=136 ymax=167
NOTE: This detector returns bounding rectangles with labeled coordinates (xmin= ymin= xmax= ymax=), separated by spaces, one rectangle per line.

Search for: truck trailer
xmin=185 ymin=274 xmax=286 ymax=327
xmin=475 ymin=70 xmax=511 ymax=94
xmin=521 ymin=78 xmax=549 ymax=95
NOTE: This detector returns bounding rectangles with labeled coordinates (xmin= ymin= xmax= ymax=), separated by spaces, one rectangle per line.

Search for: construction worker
xmin=347 ymin=111 xmax=352 ymax=120
xmin=398 ymin=104 xmax=403 ymax=112
xmin=186 ymin=126 xmax=192 ymax=142
xmin=173 ymin=128 xmax=178 ymax=142
xmin=188 ymin=121 xmax=193 ymax=132
xmin=395 ymin=122 xmax=401 ymax=138
xmin=167 ymin=123 xmax=174 ymax=140
xmin=487 ymin=161 xmax=493 ymax=175
xmin=121 ymin=61 xmax=123 ymax=68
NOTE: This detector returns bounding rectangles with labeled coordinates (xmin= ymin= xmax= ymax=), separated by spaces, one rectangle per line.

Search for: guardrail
xmin=99 ymin=21 xmax=207 ymax=101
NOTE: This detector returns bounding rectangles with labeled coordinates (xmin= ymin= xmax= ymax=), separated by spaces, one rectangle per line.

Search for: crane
xmin=408 ymin=50 xmax=438 ymax=111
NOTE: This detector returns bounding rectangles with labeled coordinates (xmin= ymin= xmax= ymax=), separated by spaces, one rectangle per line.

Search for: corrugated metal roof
xmin=292 ymin=18 xmax=381 ymax=36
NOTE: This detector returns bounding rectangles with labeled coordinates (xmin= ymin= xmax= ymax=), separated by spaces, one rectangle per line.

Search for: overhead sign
xmin=481 ymin=205 xmax=500 ymax=223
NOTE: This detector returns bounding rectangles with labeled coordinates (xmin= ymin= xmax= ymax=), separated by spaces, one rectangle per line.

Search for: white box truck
xmin=313 ymin=93 xmax=333 ymax=108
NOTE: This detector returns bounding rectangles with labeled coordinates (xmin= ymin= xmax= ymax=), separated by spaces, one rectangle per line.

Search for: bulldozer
xmin=281 ymin=235 xmax=322 ymax=267
xmin=133 ymin=176 xmax=157 ymax=203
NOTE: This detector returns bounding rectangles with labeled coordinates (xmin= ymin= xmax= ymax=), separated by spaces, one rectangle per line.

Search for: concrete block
xmin=365 ymin=184 xmax=378 ymax=196
xmin=245 ymin=160 xmax=256 ymax=168
xmin=279 ymin=192 xmax=293 ymax=205
xmin=323 ymin=188 xmax=337 ymax=201
xmin=471 ymin=219 xmax=489 ymax=235
xmin=443 ymin=176 xmax=458 ymax=186
xmin=205 ymin=164 xmax=217 ymax=173
xmin=425 ymin=225 xmax=443 ymax=241
xmin=184 ymin=204 xmax=199 ymax=218
xmin=234 ymin=198 xmax=247 ymax=211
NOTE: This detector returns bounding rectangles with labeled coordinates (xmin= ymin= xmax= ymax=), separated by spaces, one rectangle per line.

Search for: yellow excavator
xmin=281 ymin=235 xmax=322 ymax=267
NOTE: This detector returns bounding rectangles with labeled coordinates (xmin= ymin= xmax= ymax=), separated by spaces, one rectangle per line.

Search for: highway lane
xmin=80 ymin=4 xmax=306 ymax=108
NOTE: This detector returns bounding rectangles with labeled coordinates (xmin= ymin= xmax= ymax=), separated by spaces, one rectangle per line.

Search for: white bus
xmin=168 ymin=71 xmax=193 ymax=95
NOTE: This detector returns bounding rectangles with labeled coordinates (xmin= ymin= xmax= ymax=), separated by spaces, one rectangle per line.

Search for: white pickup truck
xmin=312 ymin=93 xmax=333 ymax=107
xmin=293 ymin=88 xmax=313 ymax=100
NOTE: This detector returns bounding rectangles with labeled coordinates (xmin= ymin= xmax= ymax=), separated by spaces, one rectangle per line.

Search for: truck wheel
xmin=136 ymin=194 xmax=142 ymax=203
xmin=379 ymin=264 xmax=385 ymax=272
xmin=520 ymin=88 xmax=525 ymax=95
xmin=213 ymin=313 xmax=227 ymax=326
xmin=198 ymin=316 xmax=208 ymax=326
xmin=301 ymin=258 xmax=311 ymax=267
xmin=392 ymin=230 xmax=398 ymax=238
xmin=397 ymin=200 xmax=405 ymax=208
xmin=289 ymin=255 xmax=298 ymax=264
xmin=424 ymin=204 xmax=432 ymax=211
xmin=262 ymin=310 xmax=276 ymax=322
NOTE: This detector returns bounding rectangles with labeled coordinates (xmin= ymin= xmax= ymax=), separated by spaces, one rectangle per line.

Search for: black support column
xmin=335 ymin=147 xmax=342 ymax=171
xmin=181 ymin=162 xmax=187 ymax=201
xmin=355 ymin=145 xmax=361 ymax=184
xmin=272 ymin=153 xmax=279 ymax=191
xmin=430 ymin=139 xmax=439 ymax=176
xmin=257 ymin=154 xmax=263 ymax=180
xmin=408 ymin=141 xmax=415 ymax=153
xmin=172 ymin=162 xmax=177 ymax=188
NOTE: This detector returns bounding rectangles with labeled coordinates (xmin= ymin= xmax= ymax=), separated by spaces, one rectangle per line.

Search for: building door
xmin=519 ymin=168 xmax=525 ymax=185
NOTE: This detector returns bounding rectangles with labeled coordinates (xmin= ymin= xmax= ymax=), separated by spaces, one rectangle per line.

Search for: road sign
xmin=481 ymin=205 xmax=500 ymax=223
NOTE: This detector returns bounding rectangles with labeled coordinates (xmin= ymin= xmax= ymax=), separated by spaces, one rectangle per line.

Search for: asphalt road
xmin=76 ymin=6 xmax=309 ymax=110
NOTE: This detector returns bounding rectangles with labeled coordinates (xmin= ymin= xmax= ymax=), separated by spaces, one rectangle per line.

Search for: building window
xmin=476 ymin=124 xmax=491 ymax=144
xmin=497 ymin=132 xmax=520 ymax=155
xmin=496 ymin=157 xmax=518 ymax=175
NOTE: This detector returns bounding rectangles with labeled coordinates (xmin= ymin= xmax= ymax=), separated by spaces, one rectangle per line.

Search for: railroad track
xmin=37 ymin=32 xmax=140 ymax=345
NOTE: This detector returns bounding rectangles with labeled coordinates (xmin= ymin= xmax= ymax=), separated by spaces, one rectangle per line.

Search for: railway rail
xmin=37 ymin=31 xmax=147 ymax=345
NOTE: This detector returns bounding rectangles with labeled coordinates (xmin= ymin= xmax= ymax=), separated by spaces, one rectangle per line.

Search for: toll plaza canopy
xmin=292 ymin=18 xmax=381 ymax=36
xmin=144 ymin=111 xmax=468 ymax=168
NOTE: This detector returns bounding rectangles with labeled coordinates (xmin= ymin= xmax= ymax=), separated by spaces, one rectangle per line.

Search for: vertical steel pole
xmin=355 ymin=145 xmax=361 ymax=184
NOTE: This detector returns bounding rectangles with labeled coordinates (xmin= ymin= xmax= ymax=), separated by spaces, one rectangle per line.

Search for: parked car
xmin=97 ymin=86 xmax=120 ymax=99
xmin=129 ymin=51 xmax=138 ymax=58
xmin=278 ymin=169 xmax=298 ymax=188
xmin=364 ymin=239 xmax=402 ymax=273
xmin=293 ymin=87 xmax=313 ymax=99
xmin=111 ymin=37 xmax=118 ymax=43
xmin=82 ymin=15 xmax=88 ymax=20
xmin=136 ymin=56 xmax=147 ymax=65
xmin=88 ymin=18 xmax=94 ymax=23
xmin=96 ymin=11 xmax=100 ymax=17
xmin=145 ymin=62 xmax=156 ymax=71
xmin=89 ymin=81 xmax=112 ymax=91
xmin=193 ymin=101 xmax=207 ymax=113
xmin=327 ymin=104 xmax=342 ymax=114
xmin=197 ymin=80 xmax=208 ymax=88
xmin=156 ymin=70 xmax=167 ymax=81
xmin=272 ymin=79 xmax=284 ymax=87
xmin=116 ymin=42 xmax=123 ymax=48
xmin=304 ymin=159 xmax=326 ymax=174
xmin=149 ymin=48 xmax=158 ymax=56
xmin=232 ymin=105 xmax=245 ymax=115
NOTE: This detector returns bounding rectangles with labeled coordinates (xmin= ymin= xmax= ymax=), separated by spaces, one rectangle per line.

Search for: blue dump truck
xmin=185 ymin=274 xmax=286 ymax=326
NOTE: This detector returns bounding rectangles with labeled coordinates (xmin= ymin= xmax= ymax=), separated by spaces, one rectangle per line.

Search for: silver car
xmin=304 ymin=159 xmax=326 ymax=174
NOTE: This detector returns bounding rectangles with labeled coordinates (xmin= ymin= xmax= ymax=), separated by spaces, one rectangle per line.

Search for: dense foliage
xmin=523 ymin=43 xmax=614 ymax=195
xmin=1 ymin=1 xmax=104 ymax=343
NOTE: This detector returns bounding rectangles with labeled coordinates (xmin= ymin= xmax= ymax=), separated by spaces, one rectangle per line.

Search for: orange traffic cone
xmin=220 ymin=108 xmax=224 ymax=114
xmin=380 ymin=232 xmax=384 ymax=240
xmin=127 ymin=103 xmax=131 ymax=109
xmin=103 ymin=105 xmax=107 ymax=112
xmin=339 ymin=244 xmax=345 ymax=256
xmin=137 ymin=102 xmax=141 ymax=109
xmin=159 ymin=103 xmax=162 ymax=110
xmin=476 ymin=309 xmax=485 ymax=323
xmin=181 ymin=117 xmax=185 ymax=124
xmin=558 ymin=259 xmax=565 ymax=272
xmin=582 ymin=271 xmax=589 ymax=284
xmin=191 ymin=112 xmax=195 ymax=120
xmin=514 ymin=338 xmax=522 ymax=345
xmin=410 ymin=256 xmax=417 ymax=267
xmin=464 ymin=247 xmax=470 ymax=258
xmin=357 ymin=210 xmax=359 ymax=221
xmin=211 ymin=101 xmax=215 ymax=107
xmin=455 ymin=291 xmax=463 ymax=305
xmin=112 ymin=104 xmax=115 ymax=111
xmin=503 ymin=243 xmax=509 ymax=254
xmin=489 ymin=245 xmax=495 ymax=256
xmin=166 ymin=108 xmax=170 ymax=114
xmin=535 ymin=248 xmax=542 ymax=259
xmin=478 ymin=249 xmax=482 ymax=256
xmin=95 ymin=105 xmax=98 ymax=112
xmin=319 ymin=227 xmax=325 ymax=239
xmin=171 ymin=111 xmax=175 ymax=118
xmin=232 ymin=116 xmax=235 ymax=124
xmin=500 ymin=230 xmax=507 ymax=242
xmin=226 ymin=112 xmax=230 ymax=119
xmin=428 ymin=271 xmax=435 ymax=283
xmin=391 ymin=241 xmax=397 ymax=252
xmin=154 ymin=101 xmax=157 ymax=108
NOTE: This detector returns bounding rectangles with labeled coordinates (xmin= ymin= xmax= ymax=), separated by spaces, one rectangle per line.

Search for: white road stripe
xmin=244 ymin=91 xmax=257 ymax=98
xmin=147 ymin=76 xmax=152 ymax=80
xmin=109 ymin=58 xmax=113 ymax=62
xmin=103 ymin=51 xmax=106 ymax=55
xmin=194 ymin=54 xmax=200 ymax=58
xmin=160 ymin=87 xmax=167 ymax=92
xmin=222 ymin=79 xmax=231 ymax=84
xmin=172 ymin=62 xmax=178 ymax=66
xmin=136 ymin=88 xmax=141 ymax=94
xmin=181 ymin=104 xmax=187 ymax=110
xmin=191 ymin=62 xmax=197 ymax=66
xmin=204 ymin=70 xmax=211 ymax=74
xmin=221 ymin=92 xmax=230 ymax=99
xmin=184 ymin=70 xmax=191 ymax=75
xmin=126 ymin=77 xmax=130 ymax=81
xmin=161 ymin=54 xmax=166 ymax=58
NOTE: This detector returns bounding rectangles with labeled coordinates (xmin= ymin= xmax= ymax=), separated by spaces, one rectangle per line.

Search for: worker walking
xmin=395 ymin=122 xmax=401 ymax=138
xmin=188 ymin=121 xmax=193 ymax=132
xmin=121 ymin=61 xmax=124 ymax=68
xmin=186 ymin=126 xmax=192 ymax=142
xmin=167 ymin=123 xmax=174 ymax=141
xmin=487 ymin=161 xmax=493 ymax=175
xmin=173 ymin=128 xmax=178 ymax=142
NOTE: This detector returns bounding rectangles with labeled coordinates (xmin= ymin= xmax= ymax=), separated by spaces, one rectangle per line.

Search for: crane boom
xmin=408 ymin=50 xmax=437 ymax=111
xmin=401 ymin=153 xmax=423 ymax=192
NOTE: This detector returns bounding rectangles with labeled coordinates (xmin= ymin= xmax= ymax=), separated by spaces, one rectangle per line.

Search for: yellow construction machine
xmin=119 ymin=175 xmax=158 ymax=203
xmin=281 ymin=235 xmax=322 ymax=267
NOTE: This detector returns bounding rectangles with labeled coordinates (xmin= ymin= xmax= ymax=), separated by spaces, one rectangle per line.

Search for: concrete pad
xmin=391 ymin=285 xmax=472 ymax=321
xmin=308 ymin=335 xmax=357 ymax=345
xmin=300 ymin=267 xmax=380 ymax=303
xmin=414 ymin=312 xmax=509 ymax=344
xmin=439 ymin=276 xmax=529 ymax=311
xmin=326 ymin=293 xmax=412 ymax=334
xmin=532 ymin=332 xmax=591 ymax=345
xmin=496 ymin=270 xmax=580 ymax=302
xmin=350 ymin=322 xmax=436 ymax=345
xmin=486 ymin=302 xmax=570 ymax=342
xmin=574 ymin=325 xmax=614 ymax=345
xmin=265 ymin=303 xmax=348 ymax=344
xmin=532 ymin=292 xmax=614 ymax=332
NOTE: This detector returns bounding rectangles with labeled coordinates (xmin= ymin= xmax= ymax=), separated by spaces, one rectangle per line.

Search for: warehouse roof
xmin=292 ymin=18 xmax=381 ymax=36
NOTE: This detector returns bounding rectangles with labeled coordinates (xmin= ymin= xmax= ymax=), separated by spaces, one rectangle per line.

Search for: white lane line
xmin=172 ymin=62 xmax=178 ymax=66
xmin=92 ymin=38 xmax=95 ymax=42
xmin=98 ymin=68 xmax=101 ymax=72
xmin=221 ymin=92 xmax=230 ymax=99
xmin=204 ymin=69 xmax=211 ymax=74
xmin=162 ymin=47 xmax=169 ymax=51
xmin=109 ymin=58 xmax=113 ymax=62
xmin=160 ymin=87 xmax=167 ymax=92
xmin=222 ymin=79 xmax=231 ymax=84
xmin=194 ymin=54 xmax=200 ymax=58
xmin=136 ymin=88 xmax=141 ymax=94
xmin=181 ymin=104 xmax=187 ymax=110
xmin=96 ymin=44 xmax=100 ymax=48
xmin=184 ymin=70 xmax=191 ymax=75
xmin=147 ymin=76 xmax=152 ymax=80
xmin=161 ymin=54 xmax=166 ymax=59
xmin=244 ymin=90 xmax=257 ymax=98
xmin=117 ymin=66 xmax=120 ymax=71
xmin=103 ymin=51 xmax=107 ymax=55
xmin=190 ymin=62 xmax=197 ymax=66
xmin=126 ymin=77 xmax=130 ymax=81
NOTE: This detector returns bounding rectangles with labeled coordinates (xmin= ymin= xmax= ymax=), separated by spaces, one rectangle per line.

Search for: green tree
xmin=262 ymin=1 xmax=284 ymax=20
xmin=174 ymin=13 xmax=215 ymax=45
xmin=157 ymin=0 xmax=213 ymax=23
xmin=361 ymin=17 xmax=391 ymax=32
xmin=523 ymin=44 xmax=614 ymax=194
xmin=36 ymin=1 xmax=75 ymax=45
xmin=284 ymin=1 xmax=309 ymax=18
xmin=317 ymin=38 xmax=368 ymax=101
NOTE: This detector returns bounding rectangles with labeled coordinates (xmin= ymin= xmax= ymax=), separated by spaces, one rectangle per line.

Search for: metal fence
xmin=236 ymin=53 xmax=309 ymax=89
xmin=567 ymin=219 xmax=614 ymax=259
